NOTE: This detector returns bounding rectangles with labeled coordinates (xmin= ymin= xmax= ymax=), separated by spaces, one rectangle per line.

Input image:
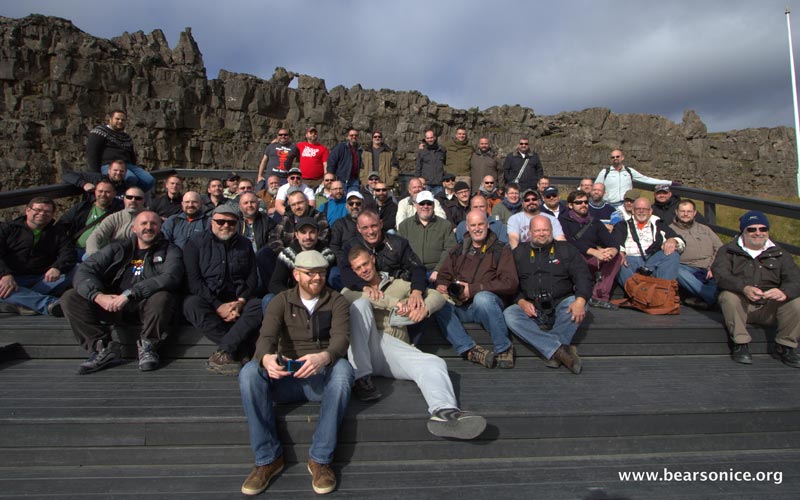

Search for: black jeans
xmin=182 ymin=294 xmax=263 ymax=356
xmin=61 ymin=289 xmax=176 ymax=351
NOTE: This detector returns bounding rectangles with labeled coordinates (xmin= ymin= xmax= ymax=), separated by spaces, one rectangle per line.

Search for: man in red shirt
xmin=296 ymin=127 xmax=329 ymax=188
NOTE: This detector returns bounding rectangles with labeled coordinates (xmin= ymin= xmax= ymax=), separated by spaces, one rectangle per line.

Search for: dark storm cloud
xmin=2 ymin=0 xmax=798 ymax=131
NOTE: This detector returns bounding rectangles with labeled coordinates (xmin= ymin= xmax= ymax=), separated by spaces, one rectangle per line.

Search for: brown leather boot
xmin=552 ymin=345 xmax=582 ymax=374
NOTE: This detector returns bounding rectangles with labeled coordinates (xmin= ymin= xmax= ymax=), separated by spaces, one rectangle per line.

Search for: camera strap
xmin=627 ymin=218 xmax=650 ymax=262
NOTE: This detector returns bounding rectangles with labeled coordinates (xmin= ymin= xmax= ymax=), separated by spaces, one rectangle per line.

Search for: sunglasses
xmin=611 ymin=155 xmax=621 ymax=159
xmin=523 ymin=197 xmax=538 ymax=202
xmin=544 ymin=194 xmax=559 ymax=198
xmin=418 ymin=201 xmax=434 ymax=207
xmin=288 ymin=175 xmax=301 ymax=180
xmin=348 ymin=201 xmax=363 ymax=207
xmin=124 ymin=195 xmax=144 ymax=201
xmin=212 ymin=219 xmax=237 ymax=227
xmin=571 ymin=200 xmax=588 ymax=205
xmin=373 ymin=188 xmax=387 ymax=192
xmin=519 ymin=142 xmax=529 ymax=145
xmin=278 ymin=133 xmax=289 ymax=137
xmin=373 ymin=135 xmax=382 ymax=139
xmin=745 ymin=226 xmax=768 ymax=233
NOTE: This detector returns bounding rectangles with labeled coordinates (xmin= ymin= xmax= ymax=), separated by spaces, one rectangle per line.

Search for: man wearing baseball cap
xmin=712 ymin=211 xmax=800 ymax=367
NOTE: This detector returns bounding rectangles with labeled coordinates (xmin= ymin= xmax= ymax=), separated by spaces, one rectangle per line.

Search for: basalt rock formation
xmin=0 ymin=14 xmax=796 ymax=197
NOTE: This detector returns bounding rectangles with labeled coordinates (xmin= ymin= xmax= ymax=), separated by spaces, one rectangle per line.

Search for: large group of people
xmin=1 ymin=111 xmax=799 ymax=496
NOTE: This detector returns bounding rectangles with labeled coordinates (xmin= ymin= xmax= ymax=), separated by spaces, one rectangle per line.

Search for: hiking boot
xmin=352 ymin=375 xmax=382 ymax=401
xmin=731 ymin=343 xmax=752 ymax=365
xmin=427 ymin=408 xmax=487 ymax=440
xmin=241 ymin=455 xmax=284 ymax=496
xmin=206 ymin=350 xmax=241 ymax=376
xmin=464 ymin=345 xmax=495 ymax=368
xmin=589 ymin=298 xmax=618 ymax=310
xmin=47 ymin=301 xmax=64 ymax=317
xmin=0 ymin=302 xmax=18 ymax=315
xmin=16 ymin=305 xmax=38 ymax=316
xmin=773 ymin=344 xmax=800 ymax=369
xmin=552 ymin=345 xmax=582 ymax=374
xmin=683 ymin=296 xmax=711 ymax=310
xmin=307 ymin=460 xmax=336 ymax=494
xmin=495 ymin=346 xmax=515 ymax=369
xmin=543 ymin=357 xmax=562 ymax=369
xmin=77 ymin=339 xmax=121 ymax=375
xmin=137 ymin=339 xmax=160 ymax=372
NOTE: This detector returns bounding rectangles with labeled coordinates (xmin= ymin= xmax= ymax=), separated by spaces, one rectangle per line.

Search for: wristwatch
xmin=122 ymin=289 xmax=133 ymax=299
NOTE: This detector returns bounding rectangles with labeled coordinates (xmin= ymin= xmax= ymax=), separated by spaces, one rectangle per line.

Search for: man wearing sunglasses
xmin=713 ymin=211 xmax=800 ymax=368
xmin=372 ymin=181 xmax=398 ymax=234
xmin=502 ymin=137 xmax=543 ymax=193
xmin=559 ymin=191 xmax=621 ymax=310
xmin=85 ymin=186 xmax=148 ymax=257
xmin=183 ymin=205 xmax=262 ymax=375
xmin=257 ymin=128 xmax=298 ymax=182
xmin=540 ymin=186 xmax=568 ymax=219
xmin=361 ymin=131 xmax=399 ymax=190
xmin=507 ymin=189 xmax=564 ymax=249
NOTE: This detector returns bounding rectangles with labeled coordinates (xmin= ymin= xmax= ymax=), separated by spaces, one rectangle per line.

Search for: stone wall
xmin=0 ymin=14 xmax=796 ymax=196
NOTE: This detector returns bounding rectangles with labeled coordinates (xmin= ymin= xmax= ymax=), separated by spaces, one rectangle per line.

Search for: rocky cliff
xmin=1 ymin=14 xmax=796 ymax=196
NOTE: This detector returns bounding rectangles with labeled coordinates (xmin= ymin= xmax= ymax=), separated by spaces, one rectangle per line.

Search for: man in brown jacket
xmin=435 ymin=210 xmax=519 ymax=368
xmin=239 ymin=250 xmax=353 ymax=496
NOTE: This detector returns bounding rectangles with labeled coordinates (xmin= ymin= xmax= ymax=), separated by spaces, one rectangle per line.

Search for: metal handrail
xmin=2 ymin=170 xmax=799 ymax=254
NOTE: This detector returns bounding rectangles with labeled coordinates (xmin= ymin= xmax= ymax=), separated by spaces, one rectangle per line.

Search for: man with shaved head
xmin=162 ymin=191 xmax=210 ymax=249
xmin=504 ymin=215 xmax=592 ymax=374
xmin=62 ymin=211 xmax=183 ymax=373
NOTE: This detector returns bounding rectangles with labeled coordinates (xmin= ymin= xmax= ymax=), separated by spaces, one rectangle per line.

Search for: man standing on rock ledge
xmin=257 ymin=128 xmax=298 ymax=182
xmin=86 ymin=109 xmax=156 ymax=192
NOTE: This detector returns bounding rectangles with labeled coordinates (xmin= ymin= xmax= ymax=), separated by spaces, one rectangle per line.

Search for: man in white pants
xmin=343 ymin=245 xmax=486 ymax=440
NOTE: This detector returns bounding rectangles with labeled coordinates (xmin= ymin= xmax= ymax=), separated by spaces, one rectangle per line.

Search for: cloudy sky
xmin=2 ymin=0 xmax=799 ymax=132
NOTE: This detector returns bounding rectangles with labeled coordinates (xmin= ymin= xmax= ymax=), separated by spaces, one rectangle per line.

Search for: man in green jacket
xmin=397 ymin=190 xmax=456 ymax=285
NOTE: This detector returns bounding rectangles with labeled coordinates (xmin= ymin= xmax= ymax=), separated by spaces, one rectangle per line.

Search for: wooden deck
xmin=1 ymin=307 xmax=799 ymax=499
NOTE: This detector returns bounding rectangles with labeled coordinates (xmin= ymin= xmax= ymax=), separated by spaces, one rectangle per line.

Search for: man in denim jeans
xmin=504 ymin=216 xmax=592 ymax=374
xmin=239 ymin=250 xmax=353 ymax=496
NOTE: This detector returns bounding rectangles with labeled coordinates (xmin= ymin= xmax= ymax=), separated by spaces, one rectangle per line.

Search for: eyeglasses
xmin=544 ymin=194 xmax=559 ymax=198
xmin=519 ymin=142 xmax=529 ymax=145
xmin=374 ymin=188 xmax=387 ymax=192
xmin=288 ymin=175 xmax=301 ymax=180
xmin=571 ymin=200 xmax=588 ymax=205
xmin=418 ymin=201 xmax=434 ymax=207
xmin=523 ymin=197 xmax=538 ymax=202
xmin=348 ymin=134 xmax=359 ymax=137
xmin=296 ymin=269 xmax=325 ymax=278
xmin=484 ymin=181 xmax=495 ymax=185
xmin=373 ymin=135 xmax=382 ymax=139
xmin=28 ymin=207 xmax=54 ymax=214
xmin=611 ymin=155 xmax=621 ymax=159
xmin=745 ymin=226 xmax=769 ymax=233
xmin=348 ymin=201 xmax=363 ymax=207
xmin=443 ymin=178 xmax=455 ymax=182
xmin=125 ymin=195 xmax=144 ymax=201
xmin=324 ymin=178 xmax=335 ymax=182
xmin=278 ymin=133 xmax=289 ymax=137
xmin=212 ymin=219 xmax=237 ymax=227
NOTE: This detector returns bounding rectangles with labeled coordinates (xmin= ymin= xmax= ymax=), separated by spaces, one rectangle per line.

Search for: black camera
xmin=636 ymin=266 xmax=653 ymax=276
xmin=447 ymin=282 xmax=464 ymax=300
xmin=533 ymin=290 xmax=556 ymax=331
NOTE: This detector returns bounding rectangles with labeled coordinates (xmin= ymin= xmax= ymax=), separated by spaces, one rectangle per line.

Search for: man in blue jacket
xmin=327 ymin=128 xmax=362 ymax=192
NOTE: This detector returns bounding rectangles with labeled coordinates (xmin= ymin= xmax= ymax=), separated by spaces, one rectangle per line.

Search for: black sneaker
xmin=47 ymin=301 xmax=64 ymax=317
xmin=137 ymin=339 xmax=160 ymax=372
xmin=731 ymin=343 xmax=752 ymax=365
xmin=353 ymin=375 xmax=382 ymax=401
xmin=78 ymin=340 xmax=121 ymax=375
xmin=773 ymin=344 xmax=800 ymax=369
xmin=427 ymin=408 xmax=487 ymax=440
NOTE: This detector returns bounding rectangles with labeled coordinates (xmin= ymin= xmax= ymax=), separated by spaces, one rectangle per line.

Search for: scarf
xmin=502 ymin=198 xmax=522 ymax=212
xmin=567 ymin=210 xmax=592 ymax=225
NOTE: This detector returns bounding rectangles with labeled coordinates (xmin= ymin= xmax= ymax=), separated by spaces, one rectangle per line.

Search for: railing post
xmin=705 ymin=202 xmax=716 ymax=226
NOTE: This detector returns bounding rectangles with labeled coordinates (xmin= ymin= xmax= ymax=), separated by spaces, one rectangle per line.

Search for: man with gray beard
xmin=183 ymin=205 xmax=262 ymax=375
